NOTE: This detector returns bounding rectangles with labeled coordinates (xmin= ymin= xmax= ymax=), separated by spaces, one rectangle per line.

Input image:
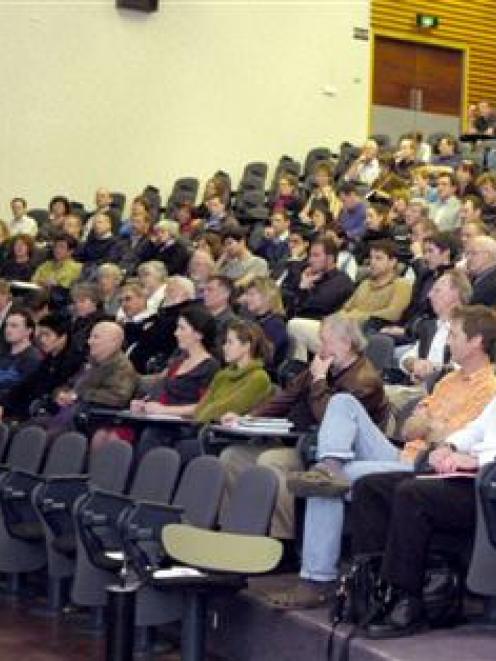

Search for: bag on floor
xmin=330 ymin=553 xmax=385 ymax=626
xmin=330 ymin=552 xmax=463 ymax=628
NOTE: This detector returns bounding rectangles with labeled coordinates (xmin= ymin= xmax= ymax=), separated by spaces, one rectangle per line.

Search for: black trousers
xmin=351 ymin=471 xmax=476 ymax=596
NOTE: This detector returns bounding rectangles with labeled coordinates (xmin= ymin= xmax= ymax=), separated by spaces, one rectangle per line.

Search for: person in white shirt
xmin=351 ymin=305 xmax=496 ymax=638
xmin=345 ymin=139 xmax=381 ymax=188
xmin=8 ymin=198 xmax=37 ymax=238
xmin=399 ymin=270 xmax=472 ymax=383
xmin=137 ymin=260 xmax=168 ymax=313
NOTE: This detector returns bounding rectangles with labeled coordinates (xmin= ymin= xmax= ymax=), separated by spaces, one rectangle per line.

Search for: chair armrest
xmin=0 ymin=469 xmax=42 ymax=502
xmin=36 ymin=475 xmax=90 ymax=513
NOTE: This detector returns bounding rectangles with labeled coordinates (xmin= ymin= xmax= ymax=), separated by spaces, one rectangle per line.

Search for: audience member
xmin=70 ymin=282 xmax=107 ymax=358
xmin=256 ymin=210 xmax=291 ymax=276
xmin=77 ymin=212 xmax=122 ymax=277
xmin=39 ymin=195 xmax=71 ymax=242
xmin=220 ymin=314 xmax=389 ymax=540
xmin=287 ymin=236 xmax=354 ymax=361
xmin=36 ymin=321 xmax=138 ymax=437
xmin=8 ymin=198 xmax=37 ymax=237
xmin=300 ymin=162 xmax=341 ymax=220
xmin=351 ymin=308 xmax=496 ymax=637
xmin=477 ymin=172 xmax=496 ymax=226
xmin=118 ymin=196 xmax=154 ymax=274
xmin=429 ymin=171 xmax=461 ymax=231
xmin=271 ymin=173 xmax=303 ymax=217
xmin=431 ymin=135 xmax=461 ymax=169
xmin=203 ymin=275 xmax=237 ymax=354
xmin=96 ymin=263 xmax=123 ymax=316
xmin=240 ymin=276 xmax=289 ymax=372
xmin=274 ymin=305 xmax=496 ymax=610
xmin=83 ymin=187 xmax=120 ymax=238
xmin=0 ymin=309 xmax=42 ymax=406
xmin=148 ymin=220 xmax=190 ymax=276
xmin=0 ymin=234 xmax=37 ymax=282
xmin=137 ymin=261 xmax=168 ymax=313
xmin=32 ymin=232 xmax=82 ymax=290
xmin=95 ymin=304 xmax=220 ymax=451
xmin=127 ymin=275 xmax=196 ymax=373
xmin=466 ymin=235 xmax=496 ymax=305
xmin=63 ymin=214 xmax=84 ymax=242
xmin=338 ymin=182 xmax=367 ymax=240
xmin=341 ymin=239 xmax=412 ymax=330
xmin=217 ymin=226 xmax=268 ymax=288
xmin=0 ymin=313 xmax=85 ymax=420
xmin=344 ymin=139 xmax=380 ymax=188
xmin=398 ymin=270 xmax=472 ymax=385
xmin=188 ymin=249 xmax=217 ymax=298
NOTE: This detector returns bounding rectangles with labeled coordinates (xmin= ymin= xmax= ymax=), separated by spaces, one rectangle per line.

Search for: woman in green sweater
xmin=139 ymin=319 xmax=273 ymax=423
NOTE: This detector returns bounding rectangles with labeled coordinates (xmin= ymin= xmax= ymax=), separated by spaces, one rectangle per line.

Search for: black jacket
xmin=292 ymin=268 xmax=355 ymax=319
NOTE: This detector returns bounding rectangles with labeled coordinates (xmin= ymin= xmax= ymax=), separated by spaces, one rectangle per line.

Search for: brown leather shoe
xmin=287 ymin=466 xmax=351 ymax=498
xmin=268 ymin=579 xmax=336 ymax=610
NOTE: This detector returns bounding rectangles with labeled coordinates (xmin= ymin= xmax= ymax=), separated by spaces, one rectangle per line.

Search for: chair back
xmin=131 ymin=447 xmax=180 ymax=503
xmin=173 ymin=456 xmax=225 ymax=529
xmin=6 ymin=426 xmax=47 ymax=473
xmin=89 ymin=440 xmax=133 ymax=492
xmin=220 ymin=466 xmax=278 ymax=535
xmin=43 ymin=432 xmax=88 ymax=476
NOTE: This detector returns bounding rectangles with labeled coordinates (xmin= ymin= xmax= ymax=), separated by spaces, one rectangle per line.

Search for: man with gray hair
xmin=127 ymin=275 xmax=196 ymax=373
xmin=219 ymin=313 xmax=388 ymax=541
xmin=148 ymin=219 xmax=190 ymax=276
xmin=137 ymin=260 xmax=168 ymax=313
xmin=466 ymin=235 xmax=496 ymax=306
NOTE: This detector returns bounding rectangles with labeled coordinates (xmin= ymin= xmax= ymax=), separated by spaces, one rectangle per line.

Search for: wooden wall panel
xmin=371 ymin=0 xmax=496 ymax=122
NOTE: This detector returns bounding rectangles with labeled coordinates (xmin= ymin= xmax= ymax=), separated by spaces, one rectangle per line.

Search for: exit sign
xmin=416 ymin=14 xmax=439 ymax=28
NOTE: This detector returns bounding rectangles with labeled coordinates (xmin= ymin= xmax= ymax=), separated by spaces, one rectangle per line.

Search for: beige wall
xmin=0 ymin=0 xmax=370 ymax=216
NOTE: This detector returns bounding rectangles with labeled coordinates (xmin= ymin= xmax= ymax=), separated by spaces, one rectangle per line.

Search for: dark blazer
xmin=292 ymin=267 xmax=355 ymax=319
xmin=416 ymin=318 xmax=451 ymax=365
xmin=471 ymin=265 xmax=496 ymax=306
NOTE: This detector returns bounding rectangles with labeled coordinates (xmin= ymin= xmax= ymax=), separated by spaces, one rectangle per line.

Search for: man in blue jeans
xmin=270 ymin=304 xmax=496 ymax=609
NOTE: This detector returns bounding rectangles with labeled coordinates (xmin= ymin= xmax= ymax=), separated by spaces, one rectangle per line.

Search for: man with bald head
xmin=466 ymin=235 xmax=496 ymax=306
xmin=34 ymin=321 xmax=138 ymax=437
xmin=74 ymin=321 xmax=138 ymax=406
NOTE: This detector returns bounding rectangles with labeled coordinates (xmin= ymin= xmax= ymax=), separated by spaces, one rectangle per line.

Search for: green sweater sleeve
xmin=194 ymin=370 xmax=272 ymax=423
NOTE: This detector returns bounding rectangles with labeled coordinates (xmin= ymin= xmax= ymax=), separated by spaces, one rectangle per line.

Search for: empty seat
xmin=71 ymin=447 xmax=181 ymax=609
xmin=240 ymin=162 xmax=268 ymax=186
xmin=0 ymin=425 xmax=48 ymax=483
xmin=0 ymin=432 xmax=87 ymax=584
xmin=33 ymin=440 xmax=133 ymax=611
xmin=165 ymin=177 xmax=199 ymax=216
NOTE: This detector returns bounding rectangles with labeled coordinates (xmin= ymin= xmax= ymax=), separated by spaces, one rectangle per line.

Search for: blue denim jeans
xmin=300 ymin=393 xmax=413 ymax=581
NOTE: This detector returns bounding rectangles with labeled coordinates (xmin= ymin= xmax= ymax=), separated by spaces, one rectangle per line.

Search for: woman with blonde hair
xmin=241 ymin=276 xmax=289 ymax=371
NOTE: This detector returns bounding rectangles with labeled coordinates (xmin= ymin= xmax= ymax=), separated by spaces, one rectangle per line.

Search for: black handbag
xmin=331 ymin=552 xmax=463 ymax=628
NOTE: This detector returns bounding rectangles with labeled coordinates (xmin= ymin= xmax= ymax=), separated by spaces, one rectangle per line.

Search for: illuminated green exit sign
xmin=416 ymin=14 xmax=440 ymax=28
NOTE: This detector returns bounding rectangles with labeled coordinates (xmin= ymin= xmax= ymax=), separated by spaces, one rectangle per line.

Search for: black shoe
xmin=366 ymin=594 xmax=426 ymax=639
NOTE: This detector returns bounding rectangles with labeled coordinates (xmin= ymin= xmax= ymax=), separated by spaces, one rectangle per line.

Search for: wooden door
xmin=372 ymin=36 xmax=464 ymax=142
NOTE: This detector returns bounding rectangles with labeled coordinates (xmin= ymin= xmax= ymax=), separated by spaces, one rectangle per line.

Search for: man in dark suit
xmin=466 ymin=235 xmax=496 ymax=305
